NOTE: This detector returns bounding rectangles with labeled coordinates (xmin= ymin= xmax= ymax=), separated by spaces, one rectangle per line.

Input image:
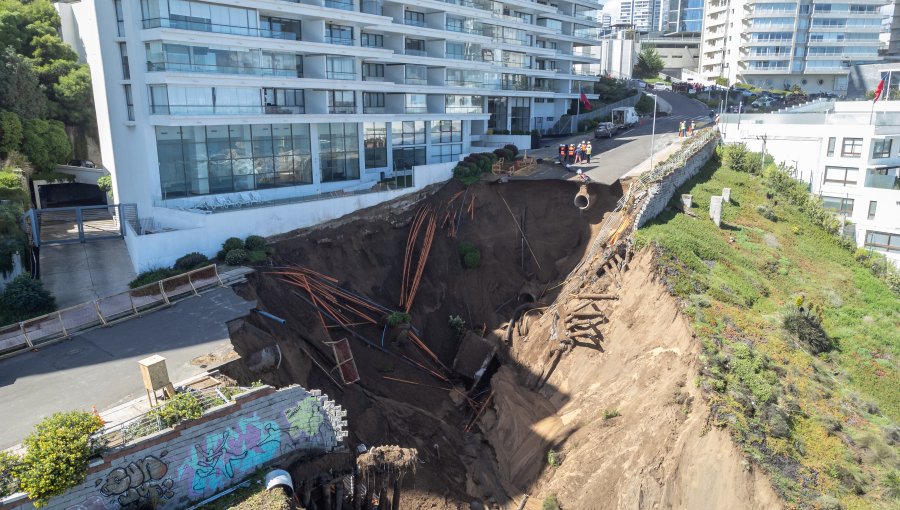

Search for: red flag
xmin=579 ymin=92 xmax=592 ymax=111
xmin=874 ymin=73 xmax=886 ymax=102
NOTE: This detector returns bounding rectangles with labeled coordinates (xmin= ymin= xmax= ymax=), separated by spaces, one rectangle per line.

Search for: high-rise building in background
xmin=663 ymin=0 xmax=704 ymax=35
xmin=55 ymin=0 xmax=605 ymax=270
xmin=700 ymin=0 xmax=888 ymax=93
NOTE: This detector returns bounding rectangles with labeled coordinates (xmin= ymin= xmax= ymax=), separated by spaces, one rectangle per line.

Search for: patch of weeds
xmin=547 ymin=449 xmax=561 ymax=467
xmin=542 ymin=492 xmax=560 ymax=510
xmin=603 ymin=409 xmax=621 ymax=420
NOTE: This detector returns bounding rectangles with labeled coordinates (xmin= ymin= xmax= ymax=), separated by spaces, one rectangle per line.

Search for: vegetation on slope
xmin=635 ymin=149 xmax=900 ymax=509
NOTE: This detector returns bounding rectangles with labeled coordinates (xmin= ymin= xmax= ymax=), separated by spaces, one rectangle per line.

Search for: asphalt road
xmin=529 ymin=92 xmax=712 ymax=184
xmin=0 ymin=287 xmax=255 ymax=449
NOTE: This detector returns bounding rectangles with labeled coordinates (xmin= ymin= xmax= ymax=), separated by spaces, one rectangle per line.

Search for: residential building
xmin=609 ymin=0 xmax=663 ymax=32
xmin=663 ymin=0 xmax=703 ymax=35
xmin=55 ymin=0 xmax=604 ymax=271
xmin=889 ymin=0 xmax=900 ymax=56
xmin=720 ymin=100 xmax=900 ymax=266
xmin=700 ymin=0 xmax=889 ymax=93
xmin=640 ymin=33 xmax=700 ymax=77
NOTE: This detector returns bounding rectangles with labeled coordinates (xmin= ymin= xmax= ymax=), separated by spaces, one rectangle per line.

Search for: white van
xmin=611 ymin=107 xmax=640 ymax=129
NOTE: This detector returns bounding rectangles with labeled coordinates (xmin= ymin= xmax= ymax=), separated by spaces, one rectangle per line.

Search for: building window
xmin=119 ymin=42 xmax=130 ymax=79
xmin=328 ymin=90 xmax=356 ymax=114
xmin=821 ymin=196 xmax=854 ymax=214
xmin=405 ymin=65 xmax=427 ymax=85
xmin=363 ymin=92 xmax=384 ymax=113
xmin=510 ymin=97 xmax=530 ymax=132
xmin=404 ymin=94 xmax=427 ymax=113
xmin=326 ymin=56 xmax=356 ymax=80
xmin=865 ymin=230 xmax=900 ymax=252
xmin=445 ymin=95 xmax=482 ymax=113
xmin=826 ymin=137 xmax=836 ymax=157
xmin=318 ymin=123 xmax=360 ymax=182
xmin=363 ymin=123 xmax=387 ymax=169
xmin=326 ymin=24 xmax=354 ymax=45
xmin=841 ymin=138 xmax=863 ymax=158
xmin=263 ymin=88 xmax=305 ymax=114
xmin=114 ymin=0 xmax=125 ymax=36
xmin=362 ymin=63 xmax=384 ymax=81
xmin=430 ymin=120 xmax=462 ymax=163
xmin=404 ymin=10 xmax=425 ymax=27
xmin=124 ymin=84 xmax=134 ymax=121
xmin=872 ymin=139 xmax=892 ymax=158
xmin=392 ymin=121 xmax=425 ymax=170
xmin=155 ymin=123 xmax=312 ymax=199
xmin=824 ymin=166 xmax=858 ymax=185
xmin=260 ymin=16 xmax=301 ymax=40
xmin=868 ymin=200 xmax=877 ymax=220
xmin=405 ymin=38 xmax=425 ymax=56
xmin=393 ymin=147 xmax=425 ymax=171
xmin=488 ymin=97 xmax=508 ymax=131
xmin=864 ymin=167 xmax=900 ymax=190
xmin=361 ymin=33 xmax=383 ymax=48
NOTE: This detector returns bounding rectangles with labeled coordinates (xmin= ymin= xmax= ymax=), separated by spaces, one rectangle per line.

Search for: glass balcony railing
xmin=325 ymin=36 xmax=354 ymax=45
xmin=146 ymin=61 xmax=301 ymax=77
xmin=324 ymin=0 xmax=353 ymax=11
xmin=404 ymin=18 xmax=427 ymax=27
xmin=447 ymin=53 xmax=483 ymax=61
xmin=447 ymin=79 xmax=485 ymax=88
xmin=404 ymin=106 xmax=428 ymax=113
xmin=150 ymin=105 xmax=305 ymax=115
xmin=329 ymin=105 xmax=357 ymax=114
xmin=405 ymin=78 xmax=428 ymax=85
xmin=360 ymin=0 xmax=383 ymax=15
xmin=142 ymin=18 xmax=300 ymax=40
xmin=363 ymin=106 xmax=385 ymax=113
xmin=327 ymin=71 xmax=357 ymax=80
xmin=405 ymin=49 xmax=427 ymax=56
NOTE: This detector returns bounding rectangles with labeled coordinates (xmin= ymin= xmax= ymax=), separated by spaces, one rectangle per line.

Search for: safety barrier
xmin=0 ymin=265 xmax=223 ymax=358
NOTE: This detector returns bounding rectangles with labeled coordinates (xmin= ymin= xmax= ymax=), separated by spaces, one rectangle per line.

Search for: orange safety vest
xmin=568 ymin=146 xmax=575 ymax=156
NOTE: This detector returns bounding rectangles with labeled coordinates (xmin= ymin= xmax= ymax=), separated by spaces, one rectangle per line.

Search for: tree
xmin=1 ymin=274 xmax=56 ymax=319
xmin=635 ymin=47 xmax=664 ymax=79
xmin=0 ymin=111 xmax=23 ymax=156
xmin=13 ymin=411 xmax=104 ymax=507
xmin=0 ymin=48 xmax=47 ymax=119
xmin=53 ymin=65 xmax=94 ymax=127
xmin=21 ymin=118 xmax=71 ymax=173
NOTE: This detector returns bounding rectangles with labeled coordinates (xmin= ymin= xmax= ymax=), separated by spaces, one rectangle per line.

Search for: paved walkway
xmin=40 ymin=239 xmax=137 ymax=309
xmin=0 ymin=286 xmax=255 ymax=449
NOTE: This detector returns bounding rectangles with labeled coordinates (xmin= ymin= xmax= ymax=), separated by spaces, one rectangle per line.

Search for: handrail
xmin=0 ymin=265 xmax=224 ymax=359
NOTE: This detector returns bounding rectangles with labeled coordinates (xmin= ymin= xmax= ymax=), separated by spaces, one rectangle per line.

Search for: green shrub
xmin=1 ymin=275 xmax=56 ymax=321
xmin=547 ymin=449 xmax=561 ymax=467
xmin=174 ymin=252 xmax=209 ymax=270
xmin=225 ymin=248 xmax=249 ymax=265
xmin=756 ymin=204 xmax=777 ymax=221
xmin=458 ymin=242 xmax=481 ymax=269
xmin=387 ymin=311 xmax=411 ymax=326
xmin=246 ymin=250 xmax=268 ymax=263
xmin=244 ymin=235 xmax=266 ymax=250
xmin=783 ymin=305 xmax=832 ymax=355
xmin=503 ymin=144 xmax=519 ymax=157
xmin=0 ymin=171 xmax=22 ymax=190
xmin=148 ymin=391 xmax=206 ymax=428
xmin=129 ymin=267 xmax=182 ymax=288
xmin=14 ymin=412 xmax=104 ymax=507
xmin=721 ymin=143 xmax=763 ymax=174
xmin=222 ymin=237 xmax=244 ymax=252
xmin=603 ymin=408 xmax=621 ymax=420
xmin=0 ymin=451 xmax=20 ymax=498
xmin=542 ymin=493 xmax=560 ymax=510
xmin=448 ymin=315 xmax=466 ymax=335
xmin=96 ymin=175 xmax=112 ymax=194
xmin=0 ymin=111 xmax=24 ymax=156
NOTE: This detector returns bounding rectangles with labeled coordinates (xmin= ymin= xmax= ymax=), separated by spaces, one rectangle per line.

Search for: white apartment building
xmin=55 ymin=0 xmax=604 ymax=271
xmin=699 ymin=0 xmax=888 ymax=93
xmin=720 ymin=100 xmax=900 ymax=266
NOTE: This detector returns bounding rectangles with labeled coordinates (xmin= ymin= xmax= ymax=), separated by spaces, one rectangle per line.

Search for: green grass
xmin=635 ymin=153 xmax=900 ymax=509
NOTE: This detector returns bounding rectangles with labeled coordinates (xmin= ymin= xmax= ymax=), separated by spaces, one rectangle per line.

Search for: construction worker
xmin=679 ymin=120 xmax=686 ymax=138
xmin=558 ymin=144 xmax=566 ymax=164
xmin=586 ymin=141 xmax=593 ymax=163
xmin=574 ymin=143 xmax=583 ymax=164
xmin=689 ymin=120 xmax=695 ymax=136
xmin=567 ymin=143 xmax=575 ymax=165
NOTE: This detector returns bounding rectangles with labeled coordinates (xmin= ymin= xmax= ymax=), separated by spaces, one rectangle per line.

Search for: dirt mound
xmin=225 ymin=178 xmax=782 ymax=509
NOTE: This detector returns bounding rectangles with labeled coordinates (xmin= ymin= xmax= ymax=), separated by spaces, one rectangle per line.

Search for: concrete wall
xmin=477 ymin=135 xmax=533 ymax=151
xmin=634 ymin=138 xmax=720 ymax=228
xmin=126 ymin=162 xmax=454 ymax=272
xmin=0 ymin=385 xmax=347 ymax=510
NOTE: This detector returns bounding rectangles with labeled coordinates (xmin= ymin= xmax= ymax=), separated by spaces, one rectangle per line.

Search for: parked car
xmin=751 ymin=97 xmax=777 ymax=109
xmin=594 ymin=122 xmax=618 ymax=139
xmin=68 ymin=159 xmax=96 ymax=168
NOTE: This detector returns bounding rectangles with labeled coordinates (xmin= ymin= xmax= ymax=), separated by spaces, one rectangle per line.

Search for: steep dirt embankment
xmin=485 ymin=249 xmax=782 ymax=509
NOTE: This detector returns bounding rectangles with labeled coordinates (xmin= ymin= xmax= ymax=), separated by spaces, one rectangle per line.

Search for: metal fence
xmin=23 ymin=204 xmax=140 ymax=247
xmin=0 ymin=265 xmax=223 ymax=358
xmin=100 ymin=387 xmax=242 ymax=449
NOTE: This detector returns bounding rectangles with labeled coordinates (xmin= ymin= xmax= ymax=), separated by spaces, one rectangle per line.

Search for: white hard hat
xmin=576 ymin=169 xmax=583 ymax=174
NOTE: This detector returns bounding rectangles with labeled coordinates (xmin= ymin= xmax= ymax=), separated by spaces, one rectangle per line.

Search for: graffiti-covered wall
xmin=0 ymin=385 xmax=347 ymax=510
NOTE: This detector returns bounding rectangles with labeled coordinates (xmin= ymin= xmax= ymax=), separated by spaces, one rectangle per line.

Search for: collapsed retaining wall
xmin=634 ymin=134 xmax=720 ymax=228
xmin=0 ymin=385 xmax=347 ymax=510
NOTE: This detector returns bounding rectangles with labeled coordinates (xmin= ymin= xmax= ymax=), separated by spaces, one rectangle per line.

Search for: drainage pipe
xmin=574 ymin=185 xmax=590 ymax=210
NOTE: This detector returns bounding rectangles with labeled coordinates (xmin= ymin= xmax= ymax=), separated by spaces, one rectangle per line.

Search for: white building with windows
xmin=720 ymin=100 xmax=900 ymax=266
xmin=699 ymin=0 xmax=889 ymax=93
xmin=55 ymin=0 xmax=604 ymax=271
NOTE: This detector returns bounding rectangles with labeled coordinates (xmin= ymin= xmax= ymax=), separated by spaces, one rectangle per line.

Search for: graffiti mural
xmin=66 ymin=496 xmax=114 ymax=510
xmin=89 ymin=453 xmax=174 ymax=508
xmin=284 ymin=396 xmax=327 ymax=440
xmin=177 ymin=414 xmax=282 ymax=498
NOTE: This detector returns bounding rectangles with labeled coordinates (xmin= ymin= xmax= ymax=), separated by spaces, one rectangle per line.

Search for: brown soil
xmin=224 ymin=178 xmax=783 ymax=509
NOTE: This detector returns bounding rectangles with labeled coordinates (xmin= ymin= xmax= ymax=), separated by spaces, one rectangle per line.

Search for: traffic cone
xmin=92 ymin=405 xmax=106 ymax=425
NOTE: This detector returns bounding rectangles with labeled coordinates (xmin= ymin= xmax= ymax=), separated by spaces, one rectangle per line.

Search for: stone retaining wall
xmin=0 ymin=385 xmax=346 ymax=510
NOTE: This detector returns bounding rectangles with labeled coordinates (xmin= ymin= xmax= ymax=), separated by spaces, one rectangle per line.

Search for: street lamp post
xmin=648 ymin=93 xmax=658 ymax=172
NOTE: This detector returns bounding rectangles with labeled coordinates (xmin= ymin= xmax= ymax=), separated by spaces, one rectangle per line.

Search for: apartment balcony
xmin=323 ymin=0 xmax=353 ymax=10
xmin=150 ymin=105 xmax=305 ymax=115
xmin=325 ymin=35 xmax=355 ymax=46
xmin=403 ymin=18 xmax=427 ymax=28
xmin=405 ymin=49 xmax=428 ymax=57
xmin=327 ymin=71 xmax=357 ymax=80
xmin=445 ymin=23 xmax=484 ymax=35
xmin=363 ymin=106 xmax=385 ymax=113
xmin=359 ymin=0 xmax=383 ymax=15
xmin=329 ymin=105 xmax=357 ymax=114
xmin=142 ymin=18 xmax=300 ymax=40
xmin=402 ymin=106 xmax=429 ymax=113
xmin=146 ymin=61 xmax=302 ymax=78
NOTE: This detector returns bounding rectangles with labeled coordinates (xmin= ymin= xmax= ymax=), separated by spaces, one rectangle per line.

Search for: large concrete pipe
xmin=574 ymin=185 xmax=590 ymax=210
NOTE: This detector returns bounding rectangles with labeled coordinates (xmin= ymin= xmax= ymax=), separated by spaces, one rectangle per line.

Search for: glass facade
xmin=364 ymin=123 xmax=388 ymax=169
xmin=510 ymin=97 xmax=530 ymax=132
xmin=430 ymin=120 xmax=462 ymax=163
xmin=392 ymin=121 xmax=426 ymax=170
xmin=327 ymin=56 xmax=356 ymax=80
xmin=446 ymin=95 xmax=483 ymax=113
xmin=155 ymin=124 xmax=312 ymax=198
xmin=145 ymin=42 xmax=301 ymax=77
xmin=318 ymin=123 xmax=360 ymax=182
